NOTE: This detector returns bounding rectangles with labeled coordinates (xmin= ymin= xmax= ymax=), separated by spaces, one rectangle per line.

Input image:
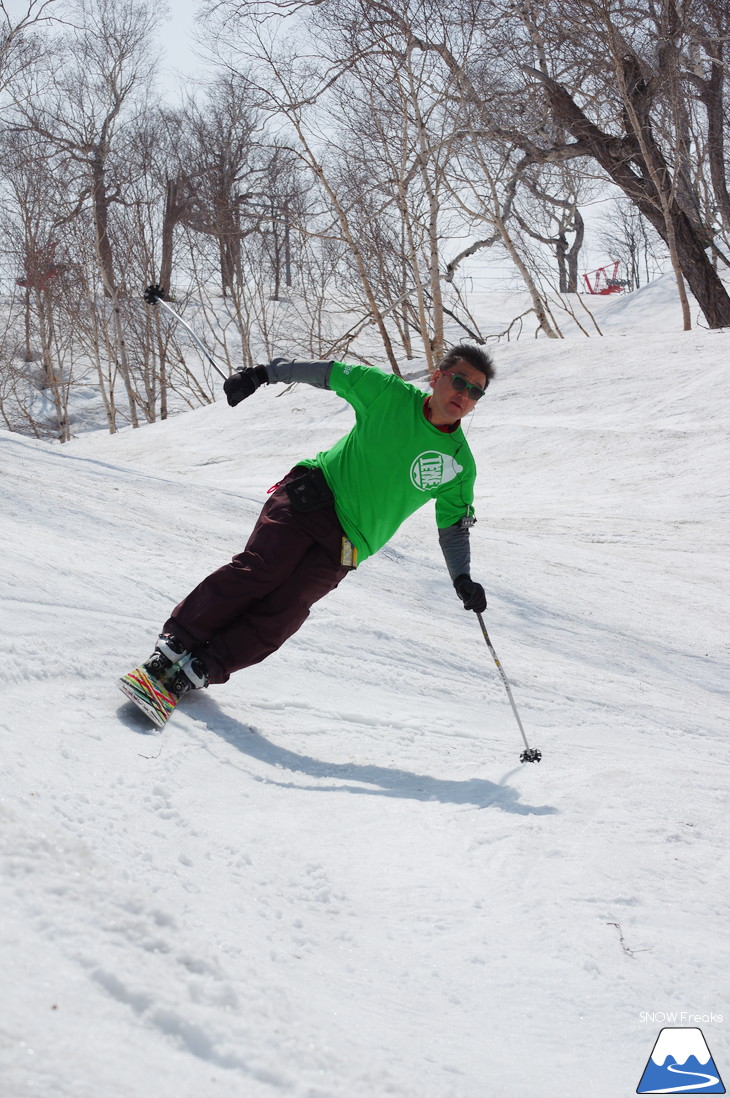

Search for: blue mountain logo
xmin=638 ymin=1027 xmax=725 ymax=1093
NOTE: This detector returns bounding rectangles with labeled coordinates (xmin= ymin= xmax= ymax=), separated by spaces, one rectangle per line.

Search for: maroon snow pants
xmin=162 ymin=469 xmax=352 ymax=684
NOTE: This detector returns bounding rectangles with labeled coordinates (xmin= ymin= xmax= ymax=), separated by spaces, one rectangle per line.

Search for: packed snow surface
xmin=2 ymin=282 xmax=729 ymax=1097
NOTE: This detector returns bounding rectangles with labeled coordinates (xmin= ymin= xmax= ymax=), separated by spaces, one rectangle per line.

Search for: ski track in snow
xmin=1 ymin=293 xmax=729 ymax=1098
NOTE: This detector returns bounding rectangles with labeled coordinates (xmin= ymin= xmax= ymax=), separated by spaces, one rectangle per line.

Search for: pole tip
xmin=520 ymin=748 xmax=542 ymax=763
xmin=143 ymin=283 xmax=166 ymax=305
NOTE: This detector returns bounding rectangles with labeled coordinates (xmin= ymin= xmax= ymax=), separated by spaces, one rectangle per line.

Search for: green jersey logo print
xmin=410 ymin=451 xmax=463 ymax=491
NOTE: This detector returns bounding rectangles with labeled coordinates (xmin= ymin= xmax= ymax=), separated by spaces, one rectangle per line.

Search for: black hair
xmin=437 ymin=343 xmax=495 ymax=386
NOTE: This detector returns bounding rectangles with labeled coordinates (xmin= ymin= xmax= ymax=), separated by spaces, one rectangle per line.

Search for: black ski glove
xmin=223 ymin=365 xmax=269 ymax=407
xmin=454 ymin=573 xmax=487 ymax=613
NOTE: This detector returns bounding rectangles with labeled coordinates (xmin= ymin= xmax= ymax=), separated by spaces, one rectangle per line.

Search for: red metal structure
xmin=582 ymin=261 xmax=627 ymax=295
xmin=16 ymin=243 xmax=66 ymax=291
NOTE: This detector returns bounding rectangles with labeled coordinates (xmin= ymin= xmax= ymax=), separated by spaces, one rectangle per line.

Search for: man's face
xmin=429 ymin=360 xmax=486 ymax=425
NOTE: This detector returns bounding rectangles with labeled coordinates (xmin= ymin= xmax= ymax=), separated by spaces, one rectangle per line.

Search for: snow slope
xmin=1 ymin=285 xmax=729 ymax=1098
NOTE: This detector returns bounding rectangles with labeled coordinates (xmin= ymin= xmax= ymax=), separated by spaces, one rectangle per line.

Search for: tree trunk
xmin=22 ymin=284 xmax=33 ymax=361
xmin=617 ymin=55 xmax=691 ymax=330
xmin=567 ymin=209 xmax=584 ymax=293
xmin=409 ymin=48 xmax=445 ymax=362
xmin=91 ymin=154 xmax=140 ymax=425
xmin=699 ymin=57 xmax=730 ymax=236
xmin=160 ymin=176 xmax=187 ymax=294
xmin=556 ymin=234 xmax=568 ymax=293
xmin=528 ymin=67 xmax=730 ymax=329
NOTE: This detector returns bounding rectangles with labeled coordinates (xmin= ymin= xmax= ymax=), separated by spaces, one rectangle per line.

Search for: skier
xmin=119 ymin=344 xmax=494 ymax=726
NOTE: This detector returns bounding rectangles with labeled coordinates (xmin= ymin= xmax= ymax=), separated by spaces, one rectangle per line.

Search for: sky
xmin=156 ymin=0 xmax=205 ymax=99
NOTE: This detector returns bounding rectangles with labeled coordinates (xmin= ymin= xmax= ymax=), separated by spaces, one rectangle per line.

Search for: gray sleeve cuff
xmin=438 ymin=523 xmax=471 ymax=581
xmin=265 ymin=358 xmax=333 ymax=388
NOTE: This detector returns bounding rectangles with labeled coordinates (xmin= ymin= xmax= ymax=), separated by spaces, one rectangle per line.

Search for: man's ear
xmin=430 ymin=369 xmax=441 ymax=390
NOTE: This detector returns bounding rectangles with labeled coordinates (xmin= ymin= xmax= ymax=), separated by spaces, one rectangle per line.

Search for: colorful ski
xmin=118 ymin=665 xmax=179 ymax=728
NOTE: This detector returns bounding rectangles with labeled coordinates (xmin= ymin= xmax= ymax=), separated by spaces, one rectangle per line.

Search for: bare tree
xmin=0 ymin=126 xmax=79 ymax=439
xmin=508 ymin=164 xmax=596 ymax=294
xmin=597 ymin=197 xmax=667 ymax=290
xmin=511 ymin=0 xmax=730 ymax=329
xmin=287 ymin=0 xmax=730 ymax=330
xmin=13 ymin=0 xmax=164 ymax=424
xmin=0 ymin=0 xmax=56 ymax=102
xmin=321 ymin=30 xmax=467 ymax=366
xmin=681 ymin=0 xmax=730 ymax=249
xmin=173 ymin=73 xmax=264 ymax=298
xmin=201 ymin=5 xmax=417 ymax=371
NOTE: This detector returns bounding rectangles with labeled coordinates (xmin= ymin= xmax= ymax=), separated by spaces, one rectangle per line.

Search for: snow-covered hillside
xmin=2 ymin=284 xmax=729 ymax=1098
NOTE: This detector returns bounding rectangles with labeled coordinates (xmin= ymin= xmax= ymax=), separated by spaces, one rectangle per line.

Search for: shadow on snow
xmin=182 ymin=695 xmax=558 ymax=816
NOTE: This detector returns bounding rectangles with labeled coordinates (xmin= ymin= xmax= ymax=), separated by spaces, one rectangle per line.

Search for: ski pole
xmin=143 ymin=284 xmax=229 ymax=382
xmin=476 ymin=612 xmax=541 ymax=764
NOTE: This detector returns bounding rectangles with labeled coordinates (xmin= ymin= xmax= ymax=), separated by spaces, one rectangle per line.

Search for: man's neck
xmin=424 ymin=397 xmax=459 ymax=433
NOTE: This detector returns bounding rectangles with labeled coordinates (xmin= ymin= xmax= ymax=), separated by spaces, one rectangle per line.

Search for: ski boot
xmin=142 ymin=633 xmax=190 ymax=680
xmin=164 ymin=653 xmax=210 ymax=699
xmin=118 ymin=635 xmax=209 ymax=728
